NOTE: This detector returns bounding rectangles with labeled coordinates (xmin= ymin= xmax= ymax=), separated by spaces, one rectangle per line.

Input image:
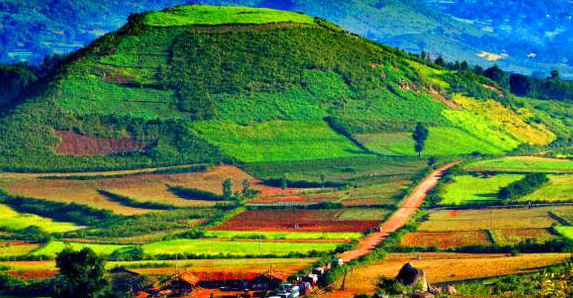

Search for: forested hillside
xmin=0 ymin=4 xmax=563 ymax=172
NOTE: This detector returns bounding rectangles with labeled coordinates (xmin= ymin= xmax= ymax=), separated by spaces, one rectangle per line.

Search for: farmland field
xmin=491 ymin=228 xmax=557 ymax=245
xmin=242 ymin=156 xmax=427 ymax=182
xmin=204 ymin=231 xmax=362 ymax=240
xmin=555 ymin=226 xmax=573 ymax=240
xmin=0 ymin=166 xmax=294 ymax=215
xmin=369 ymin=253 xmax=570 ymax=284
xmin=211 ymin=209 xmax=386 ymax=232
xmin=319 ymin=253 xmax=571 ymax=298
xmin=32 ymin=239 xmax=342 ymax=257
xmin=0 ymin=205 xmax=80 ymax=233
xmin=0 ymin=241 xmax=39 ymax=257
xmin=355 ymin=126 xmax=507 ymax=156
xmin=400 ymin=231 xmax=492 ymax=248
xmin=439 ymin=174 xmax=523 ymax=205
xmin=192 ymin=120 xmax=369 ymax=162
xmin=465 ymin=156 xmax=573 ymax=173
xmin=520 ymin=174 xmax=573 ymax=202
xmin=0 ymin=258 xmax=317 ymax=279
xmin=419 ymin=207 xmax=571 ymax=231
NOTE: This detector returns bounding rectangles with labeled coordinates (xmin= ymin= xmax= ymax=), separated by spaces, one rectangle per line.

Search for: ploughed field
xmin=211 ymin=209 xmax=390 ymax=232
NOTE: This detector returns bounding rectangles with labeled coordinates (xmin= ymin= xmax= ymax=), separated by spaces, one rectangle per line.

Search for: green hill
xmin=0 ymin=4 xmax=560 ymax=171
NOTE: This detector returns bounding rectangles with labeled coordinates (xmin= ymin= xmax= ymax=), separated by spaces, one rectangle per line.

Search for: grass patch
xmin=440 ymin=174 xmax=523 ymax=205
xmin=465 ymin=156 xmax=573 ymax=173
xmin=33 ymin=241 xmax=123 ymax=256
xmin=491 ymin=228 xmax=557 ymax=246
xmin=555 ymin=226 xmax=573 ymax=240
xmin=356 ymin=126 xmax=506 ymax=156
xmin=0 ymin=205 xmax=80 ymax=233
xmin=144 ymin=5 xmax=317 ymax=27
xmin=193 ymin=120 xmax=369 ymax=162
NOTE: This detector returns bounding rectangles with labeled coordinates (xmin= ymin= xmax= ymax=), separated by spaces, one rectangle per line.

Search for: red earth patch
xmin=55 ymin=131 xmax=147 ymax=156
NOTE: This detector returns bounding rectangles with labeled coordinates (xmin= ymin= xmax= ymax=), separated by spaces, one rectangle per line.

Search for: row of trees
xmin=497 ymin=173 xmax=549 ymax=202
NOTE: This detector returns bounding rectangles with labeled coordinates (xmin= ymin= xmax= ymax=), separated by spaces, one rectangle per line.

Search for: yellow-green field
xmin=355 ymin=126 xmax=507 ymax=156
xmin=0 ymin=205 xmax=80 ymax=233
xmin=32 ymin=239 xmax=342 ymax=257
xmin=465 ymin=156 xmax=573 ymax=173
xmin=440 ymin=174 xmax=523 ymax=205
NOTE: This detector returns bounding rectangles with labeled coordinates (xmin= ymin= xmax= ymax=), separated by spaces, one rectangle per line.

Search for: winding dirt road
xmin=338 ymin=162 xmax=460 ymax=262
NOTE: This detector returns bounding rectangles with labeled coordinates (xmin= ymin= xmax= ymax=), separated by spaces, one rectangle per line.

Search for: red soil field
xmin=401 ymin=231 xmax=492 ymax=248
xmin=55 ymin=131 xmax=147 ymax=155
xmin=7 ymin=269 xmax=58 ymax=279
xmin=212 ymin=210 xmax=382 ymax=232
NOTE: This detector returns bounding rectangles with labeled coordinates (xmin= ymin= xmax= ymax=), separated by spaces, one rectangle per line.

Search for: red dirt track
xmin=338 ymin=162 xmax=460 ymax=262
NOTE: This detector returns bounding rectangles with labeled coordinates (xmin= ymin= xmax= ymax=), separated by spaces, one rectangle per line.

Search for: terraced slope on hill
xmin=0 ymin=4 xmax=559 ymax=171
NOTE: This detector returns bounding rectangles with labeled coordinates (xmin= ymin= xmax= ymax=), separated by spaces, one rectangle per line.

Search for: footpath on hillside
xmin=338 ymin=162 xmax=460 ymax=262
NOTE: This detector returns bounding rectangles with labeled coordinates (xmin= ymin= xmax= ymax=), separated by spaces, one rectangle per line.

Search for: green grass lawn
xmin=204 ymin=231 xmax=361 ymax=240
xmin=440 ymin=174 xmax=524 ymax=205
xmin=144 ymin=5 xmax=316 ymax=27
xmin=0 ymin=205 xmax=80 ymax=233
xmin=34 ymin=239 xmax=341 ymax=257
xmin=520 ymin=175 xmax=573 ymax=202
xmin=465 ymin=157 xmax=573 ymax=173
xmin=555 ymin=226 xmax=573 ymax=240
xmin=355 ymin=126 xmax=507 ymax=156
xmin=193 ymin=120 xmax=370 ymax=162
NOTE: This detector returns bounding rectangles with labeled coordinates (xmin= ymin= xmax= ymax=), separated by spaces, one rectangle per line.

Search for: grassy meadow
xmin=143 ymin=5 xmax=317 ymax=27
xmin=439 ymin=174 xmax=523 ymax=205
xmin=356 ymin=126 xmax=507 ymax=156
xmin=193 ymin=120 xmax=369 ymax=162
xmin=520 ymin=174 xmax=573 ymax=202
xmin=0 ymin=205 xmax=80 ymax=233
xmin=465 ymin=156 xmax=573 ymax=173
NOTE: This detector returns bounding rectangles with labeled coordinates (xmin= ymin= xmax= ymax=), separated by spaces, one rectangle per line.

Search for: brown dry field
xmin=0 ymin=166 xmax=296 ymax=215
xmin=494 ymin=228 xmax=557 ymax=245
xmin=0 ymin=258 xmax=316 ymax=280
xmin=400 ymin=231 xmax=492 ymax=248
xmin=319 ymin=253 xmax=570 ymax=298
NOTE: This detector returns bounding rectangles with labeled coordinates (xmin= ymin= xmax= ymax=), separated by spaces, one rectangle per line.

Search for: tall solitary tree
xmin=54 ymin=247 xmax=108 ymax=298
xmin=412 ymin=122 xmax=429 ymax=159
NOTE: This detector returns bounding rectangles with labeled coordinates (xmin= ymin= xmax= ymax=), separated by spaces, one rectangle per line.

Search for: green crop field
xmin=33 ymin=239 xmax=341 ymax=257
xmin=141 ymin=239 xmax=341 ymax=256
xmin=555 ymin=226 xmax=573 ymax=240
xmin=33 ymin=241 xmax=124 ymax=257
xmin=465 ymin=157 xmax=573 ymax=173
xmin=520 ymin=175 xmax=573 ymax=202
xmin=204 ymin=231 xmax=361 ymax=240
xmin=0 ymin=205 xmax=80 ymax=233
xmin=0 ymin=242 xmax=39 ymax=257
xmin=143 ymin=5 xmax=317 ymax=27
xmin=193 ymin=120 xmax=369 ymax=162
xmin=356 ymin=126 xmax=507 ymax=156
xmin=439 ymin=174 xmax=523 ymax=205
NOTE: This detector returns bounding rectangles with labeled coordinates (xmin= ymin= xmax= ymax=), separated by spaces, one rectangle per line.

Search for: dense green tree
xmin=550 ymin=69 xmax=560 ymax=80
xmin=509 ymin=73 xmax=531 ymax=96
xmin=54 ymin=248 xmax=108 ymax=298
xmin=223 ymin=178 xmax=233 ymax=200
xmin=412 ymin=122 xmax=429 ymax=158
xmin=484 ymin=65 xmax=506 ymax=86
